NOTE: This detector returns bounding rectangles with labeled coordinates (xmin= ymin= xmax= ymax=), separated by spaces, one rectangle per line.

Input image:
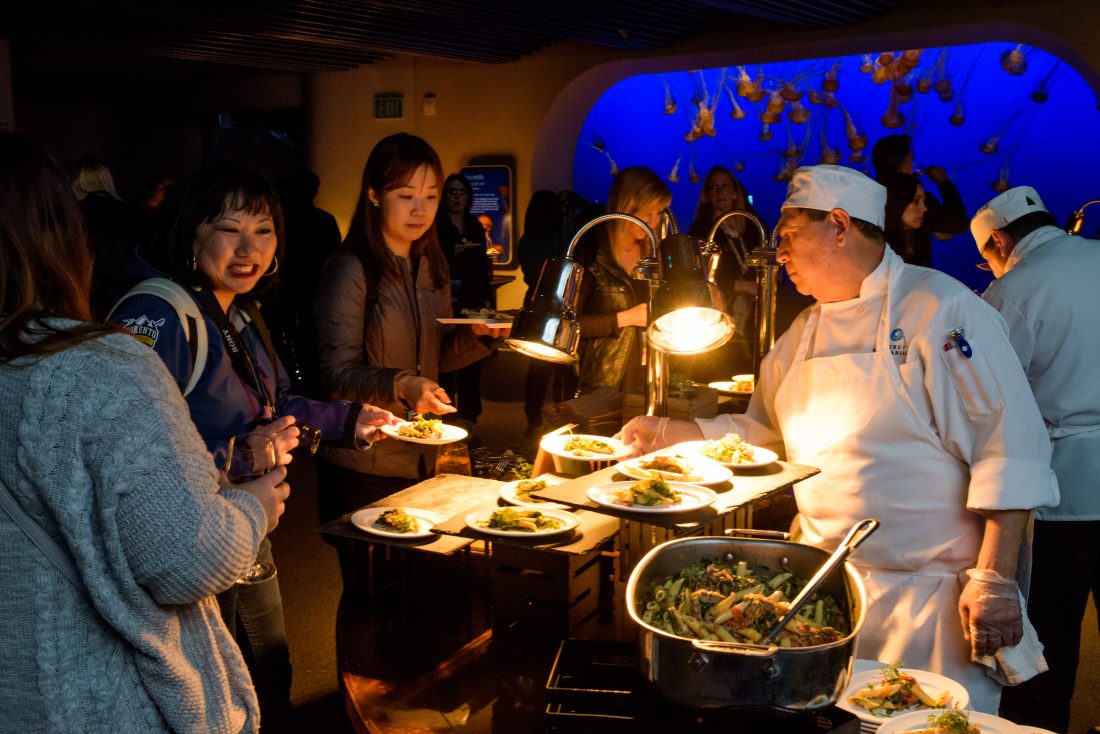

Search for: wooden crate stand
xmin=489 ymin=540 xmax=609 ymax=637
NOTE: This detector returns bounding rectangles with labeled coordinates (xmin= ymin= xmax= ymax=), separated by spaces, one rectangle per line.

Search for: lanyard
xmin=193 ymin=287 xmax=277 ymax=415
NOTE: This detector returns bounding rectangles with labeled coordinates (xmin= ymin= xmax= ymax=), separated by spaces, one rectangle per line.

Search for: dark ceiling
xmin=4 ymin=0 xmax=903 ymax=80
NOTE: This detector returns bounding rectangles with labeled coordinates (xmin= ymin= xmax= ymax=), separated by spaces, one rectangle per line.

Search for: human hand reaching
xmin=618 ymin=416 xmax=704 ymax=457
xmin=396 ymin=375 xmax=457 ymax=415
xmin=355 ymin=403 xmax=398 ymax=444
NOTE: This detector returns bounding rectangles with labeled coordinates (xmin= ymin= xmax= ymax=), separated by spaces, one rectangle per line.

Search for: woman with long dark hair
xmin=881 ymin=172 xmax=933 ymax=267
xmin=0 ymin=135 xmax=289 ymax=732
xmin=111 ymin=162 xmax=395 ymax=732
xmin=313 ymin=133 xmax=496 ymax=525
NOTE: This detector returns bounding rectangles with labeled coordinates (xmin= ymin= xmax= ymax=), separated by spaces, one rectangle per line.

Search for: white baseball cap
xmin=781 ymin=164 xmax=886 ymax=229
xmin=971 ymin=186 xmax=1048 ymax=249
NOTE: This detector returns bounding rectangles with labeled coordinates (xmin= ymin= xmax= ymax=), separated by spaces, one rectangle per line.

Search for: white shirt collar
xmin=819 ymin=247 xmax=891 ymax=312
xmin=1005 ymin=225 xmax=1063 ymax=272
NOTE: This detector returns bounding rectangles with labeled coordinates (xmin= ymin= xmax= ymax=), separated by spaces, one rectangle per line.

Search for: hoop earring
xmin=188 ymin=255 xmax=198 ymax=272
xmin=264 ymin=255 xmax=279 ymax=276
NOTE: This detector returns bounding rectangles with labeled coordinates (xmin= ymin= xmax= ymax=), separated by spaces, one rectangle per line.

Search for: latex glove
xmin=618 ymin=416 xmax=704 ymax=457
xmin=355 ymin=404 xmax=399 ymax=446
xmin=958 ymin=567 xmax=1023 ymax=657
xmin=396 ymin=375 xmax=457 ymax=416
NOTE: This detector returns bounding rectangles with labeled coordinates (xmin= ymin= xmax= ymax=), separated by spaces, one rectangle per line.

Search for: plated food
xmin=616 ymin=451 xmax=732 ymax=485
xmin=635 ymin=555 xmax=849 ymax=647
xmin=381 ymin=418 xmax=468 ymax=445
xmin=350 ymin=506 xmax=445 ymax=539
xmin=839 ymin=663 xmax=963 ymax=721
xmin=876 ymin=709 xmax=1016 ymax=734
xmin=708 ymin=379 xmax=753 ymax=395
xmin=539 ymin=433 xmax=632 ymax=462
xmin=499 ymin=475 xmax=569 ymax=509
xmin=586 ymin=480 xmax=717 ymax=513
xmin=465 ymin=507 xmax=579 ymax=537
xmin=674 ymin=435 xmax=779 ymax=469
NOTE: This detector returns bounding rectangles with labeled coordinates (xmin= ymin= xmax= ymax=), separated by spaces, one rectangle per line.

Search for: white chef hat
xmin=970 ymin=186 xmax=1048 ymax=249
xmin=781 ymin=165 xmax=886 ymax=229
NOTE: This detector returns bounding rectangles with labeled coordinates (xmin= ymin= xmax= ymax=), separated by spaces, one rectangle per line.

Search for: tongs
xmin=760 ymin=518 xmax=879 ymax=645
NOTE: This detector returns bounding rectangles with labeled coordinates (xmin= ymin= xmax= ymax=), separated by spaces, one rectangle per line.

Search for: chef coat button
xmin=824 ymin=311 xmax=833 ymax=318
xmin=858 ymin=305 xmax=866 ymax=314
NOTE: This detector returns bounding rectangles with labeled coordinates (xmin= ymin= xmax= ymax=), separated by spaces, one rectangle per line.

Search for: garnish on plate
xmin=612 ymin=478 xmax=682 ymax=506
xmin=481 ymin=507 xmax=563 ymax=532
xmin=847 ymin=661 xmax=949 ymax=717
xmin=375 ymin=508 xmax=419 ymax=534
xmin=397 ymin=416 xmax=444 ymax=439
xmin=701 ymin=433 xmax=757 ymax=464
xmin=563 ymin=435 xmax=615 ymax=456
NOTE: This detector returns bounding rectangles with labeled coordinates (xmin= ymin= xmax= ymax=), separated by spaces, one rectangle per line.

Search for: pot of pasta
xmin=625 ymin=531 xmax=868 ymax=710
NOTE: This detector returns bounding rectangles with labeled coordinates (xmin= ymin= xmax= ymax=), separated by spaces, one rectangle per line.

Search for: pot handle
xmin=691 ymin=639 xmax=779 ymax=657
xmin=723 ymin=528 xmax=790 ymax=541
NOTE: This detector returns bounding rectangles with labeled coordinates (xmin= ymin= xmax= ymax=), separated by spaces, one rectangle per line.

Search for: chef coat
xmin=982 ymin=225 xmax=1100 ymax=521
xmin=697 ymin=246 xmax=1057 ymax=711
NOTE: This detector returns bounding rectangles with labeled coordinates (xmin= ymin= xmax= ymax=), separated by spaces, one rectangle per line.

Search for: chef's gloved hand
xmin=617 ymin=416 xmax=704 ymax=457
xmin=958 ymin=567 xmax=1023 ymax=657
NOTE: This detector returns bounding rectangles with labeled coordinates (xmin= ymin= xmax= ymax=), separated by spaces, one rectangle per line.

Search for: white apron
xmin=772 ymin=256 xmax=1002 ymax=712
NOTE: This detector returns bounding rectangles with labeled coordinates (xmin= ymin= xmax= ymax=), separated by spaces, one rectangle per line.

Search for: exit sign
xmin=373 ymin=94 xmax=404 ymax=119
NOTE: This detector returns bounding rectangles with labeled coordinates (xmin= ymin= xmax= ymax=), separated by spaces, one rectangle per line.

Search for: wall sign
xmin=373 ymin=93 xmax=403 ymax=120
xmin=461 ymin=164 xmax=513 ymax=267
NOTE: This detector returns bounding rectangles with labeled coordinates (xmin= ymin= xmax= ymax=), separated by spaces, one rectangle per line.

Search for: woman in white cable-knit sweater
xmin=0 ymin=135 xmax=289 ymax=732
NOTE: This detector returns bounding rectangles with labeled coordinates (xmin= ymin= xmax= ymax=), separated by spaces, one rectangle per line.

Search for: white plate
xmin=709 ymin=380 xmax=753 ymax=395
xmin=437 ymin=318 xmax=512 ymax=329
xmin=837 ymin=667 xmax=970 ymax=725
xmin=585 ymin=481 xmax=718 ymax=513
xmin=615 ymin=452 xmax=732 ymax=486
xmin=380 ymin=421 xmax=468 ymax=445
xmin=540 ymin=433 xmax=633 ymax=462
xmin=876 ymin=710 xmax=1017 ymax=734
xmin=673 ymin=440 xmax=779 ymax=469
xmin=350 ymin=506 xmax=445 ymax=539
xmin=499 ymin=475 xmax=570 ymax=509
xmin=464 ymin=507 xmax=579 ymax=537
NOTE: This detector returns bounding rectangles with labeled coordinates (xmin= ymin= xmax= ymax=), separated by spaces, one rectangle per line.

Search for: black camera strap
xmin=193 ymin=288 xmax=277 ymax=415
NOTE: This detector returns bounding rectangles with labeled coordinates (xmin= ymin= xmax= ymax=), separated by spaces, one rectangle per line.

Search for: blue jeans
xmin=217 ymin=536 xmax=294 ymax=733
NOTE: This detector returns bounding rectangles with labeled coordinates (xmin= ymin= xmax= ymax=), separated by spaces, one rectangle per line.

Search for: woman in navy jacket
xmin=112 ymin=163 xmax=394 ymax=733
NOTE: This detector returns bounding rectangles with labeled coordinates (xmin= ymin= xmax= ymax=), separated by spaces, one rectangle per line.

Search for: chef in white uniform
xmin=621 ymin=165 xmax=1058 ymax=713
xmin=973 ymin=186 xmax=1100 ymax=731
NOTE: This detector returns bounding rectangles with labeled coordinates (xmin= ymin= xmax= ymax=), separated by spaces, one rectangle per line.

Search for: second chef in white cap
xmin=621 ymin=165 xmax=1058 ymax=713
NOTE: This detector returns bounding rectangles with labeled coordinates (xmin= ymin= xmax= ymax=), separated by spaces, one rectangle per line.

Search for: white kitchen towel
xmin=972 ymin=591 xmax=1048 ymax=685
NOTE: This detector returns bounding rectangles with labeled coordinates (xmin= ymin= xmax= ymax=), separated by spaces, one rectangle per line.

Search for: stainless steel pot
xmin=625 ymin=531 xmax=868 ymax=710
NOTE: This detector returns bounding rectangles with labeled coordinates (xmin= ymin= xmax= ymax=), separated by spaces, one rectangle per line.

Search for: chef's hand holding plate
xmin=619 ymin=416 xmax=704 ymax=458
xmin=958 ymin=567 xmax=1023 ymax=657
xmin=355 ymin=403 xmax=399 ymax=445
xmin=396 ymin=374 xmax=457 ymax=415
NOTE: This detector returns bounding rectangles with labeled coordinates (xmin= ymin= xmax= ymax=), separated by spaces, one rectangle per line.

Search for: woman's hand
xmin=224 ymin=465 xmax=291 ymax=534
xmin=396 ymin=375 xmax=458 ymax=415
xmin=355 ymin=404 xmax=399 ymax=444
xmin=616 ymin=303 xmax=648 ymax=329
xmin=248 ymin=415 xmax=299 ymax=466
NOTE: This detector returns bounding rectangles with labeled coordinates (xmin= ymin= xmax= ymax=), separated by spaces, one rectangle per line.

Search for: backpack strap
xmin=108 ymin=278 xmax=208 ymax=397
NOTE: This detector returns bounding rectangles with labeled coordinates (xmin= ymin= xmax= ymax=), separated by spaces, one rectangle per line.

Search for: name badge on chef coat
xmin=889 ymin=327 xmax=907 ymax=358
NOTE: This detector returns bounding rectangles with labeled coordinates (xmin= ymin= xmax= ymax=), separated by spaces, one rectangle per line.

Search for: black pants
xmin=1000 ymin=519 xmax=1100 ymax=733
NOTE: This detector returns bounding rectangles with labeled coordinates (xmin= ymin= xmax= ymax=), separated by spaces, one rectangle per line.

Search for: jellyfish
xmin=734 ymin=160 xmax=746 ymax=172
xmin=605 ymin=150 xmax=619 ymax=176
xmin=823 ymin=92 xmax=840 ymax=109
xmin=761 ymin=110 xmax=782 ymax=125
xmin=588 ymin=138 xmax=605 ymax=153
xmin=736 ymin=66 xmax=766 ymax=101
xmin=758 ymin=122 xmax=773 ymax=142
xmin=898 ymin=49 xmax=923 ymax=75
xmin=842 ymin=108 xmax=866 ymax=151
xmin=992 ymin=165 xmax=1011 ymax=192
xmin=850 ymin=150 xmax=867 ymax=164
xmin=893 ymin=76 xmax=913 ymax=100
xmin=774 ymin=158 xmax=799 ymax=183
xmin=935 ymin=78 xmax=955 ymax=102
xmin=980 ymin=136 xmax=1000 ymax=154
xmin=822 ymin=63 xmax=841 ymax=93
xmin=808 ymin=89 xmax=824 ymax=105
xmin=689 ymin=157 xmax=700 ymax=184
xmin=820 ymin=131 xmax=842 ymax=165
xmin=663 ymin=79 xmax=677 ymax=115
xmin=860 ymin=54 xmax=874 ymax=74
xmin=779 ymin=81 xmax=803 ymax=103
xmin=1031 ymin=61 xmax=1060 ymax=103
xmin=1001 ymin=44 xmax=1028 ymax=76
xmin=872 ymin=62 xmax=890 ymax=85
xmin=766 ymin=89 xmax=786 ymax=115
xmin=916 ymin=77 xmax=933 ymax=94
xmin=668 ymin=156 xmax=681 ymax=184
xmin=881 ymin=90 xmax=905 ymax=129
xmin=949 ymin=100 xmax=965 ymax=126
xmin=781 ymin=128 xmax=802 ymax=159
xmin=726 ymin=87 xmax=747 ymax=119
xmin=788 ymin=100 xmax=811 ymax=125
xmin=748 ymin=72 xmax=767 ymax=103
xmin=878 ymin=51 xmax=895 ymax=67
